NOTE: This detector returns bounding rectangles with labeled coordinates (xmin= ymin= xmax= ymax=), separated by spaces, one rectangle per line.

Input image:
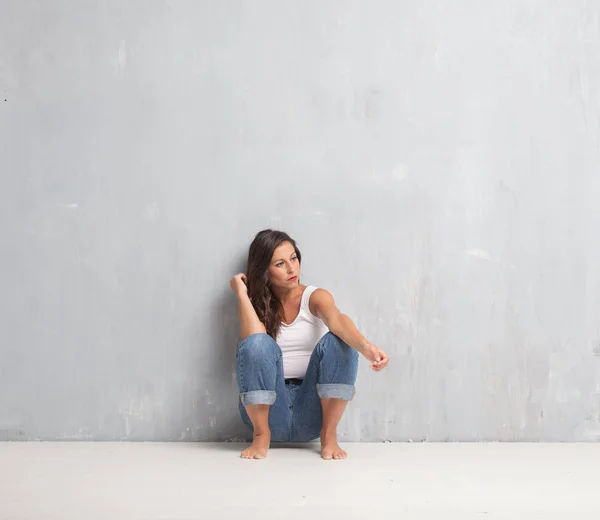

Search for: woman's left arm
xmin=310 ymin=289 xmax=390 ymax=372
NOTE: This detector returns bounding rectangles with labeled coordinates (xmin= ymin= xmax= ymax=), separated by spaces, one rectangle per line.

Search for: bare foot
xmin=240 ymin=432 xmax=270 ymax=459
xmin=320 ymin=431 xmax=347 ymax=460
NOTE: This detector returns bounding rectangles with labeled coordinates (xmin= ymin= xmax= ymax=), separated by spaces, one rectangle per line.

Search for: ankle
xmin=320 ymin=428 xmax=337 ymax=440
xmin=253 ymin=429 xmax=271 ymax=438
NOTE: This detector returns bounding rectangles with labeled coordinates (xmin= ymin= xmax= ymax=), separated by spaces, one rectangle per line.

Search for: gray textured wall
xmin=1 ymin=0 xmax=600 ymax=442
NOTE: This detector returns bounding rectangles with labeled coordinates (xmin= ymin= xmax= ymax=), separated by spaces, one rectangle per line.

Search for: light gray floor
xmin=1 ymin=442 xmax=598 ymax=519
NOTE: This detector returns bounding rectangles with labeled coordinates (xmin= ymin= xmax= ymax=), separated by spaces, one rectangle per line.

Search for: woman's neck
xmin=273 ymin=284 xmax=303 ymax=304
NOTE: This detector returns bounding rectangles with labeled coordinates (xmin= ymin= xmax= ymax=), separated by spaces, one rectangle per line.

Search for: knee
xmin=237 ymin=333 xmax=281 ymax=363
xmin=318 ymin=332 xmax=359 ymax=364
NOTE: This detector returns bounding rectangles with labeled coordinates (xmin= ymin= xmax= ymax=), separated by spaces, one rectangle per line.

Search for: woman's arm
xmin=309 ymin=289 xmax=367 ymax=352
xmin=309 ymin=289 xmax=389 ymax=371
xmin=230 ymin=274 xmax=267 ymax=339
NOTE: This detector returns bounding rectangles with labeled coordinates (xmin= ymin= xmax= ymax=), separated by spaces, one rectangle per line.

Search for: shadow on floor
xmin=197 ymin=441 xmax=320 ymax=453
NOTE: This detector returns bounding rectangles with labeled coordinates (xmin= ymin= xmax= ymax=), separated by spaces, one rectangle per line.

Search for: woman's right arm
xmin=230 ymin=273 xmax=267 ymax=339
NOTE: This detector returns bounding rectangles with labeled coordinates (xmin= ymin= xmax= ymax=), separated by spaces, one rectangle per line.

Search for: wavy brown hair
xmin=246 ymin=229 xmax=302 ymax=339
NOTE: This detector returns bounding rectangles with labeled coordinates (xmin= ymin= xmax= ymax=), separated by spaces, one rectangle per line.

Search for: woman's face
xmin=267 ymin=241 xmax=300 ymax=289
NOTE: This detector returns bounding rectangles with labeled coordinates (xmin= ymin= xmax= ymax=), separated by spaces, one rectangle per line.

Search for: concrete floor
xmin=1 ymin=442 xmax=598 ymax=520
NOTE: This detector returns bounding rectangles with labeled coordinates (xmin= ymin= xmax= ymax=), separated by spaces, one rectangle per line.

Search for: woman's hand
xmin=230 ymin=273 xmax=248 ymax=297
xmin=361 ymin=343 xmax=390 ymax=372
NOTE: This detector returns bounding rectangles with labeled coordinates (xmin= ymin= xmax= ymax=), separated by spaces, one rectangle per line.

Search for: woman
xmin=230 ymin=229 xmax=390 ymax=460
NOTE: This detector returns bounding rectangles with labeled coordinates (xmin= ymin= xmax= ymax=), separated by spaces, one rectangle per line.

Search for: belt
xmin=285 ymin=378 xmax=304 ymax=386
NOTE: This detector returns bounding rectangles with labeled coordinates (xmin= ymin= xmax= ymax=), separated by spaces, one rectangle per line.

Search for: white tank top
xmin=276 ymin=286 xmax=329 ymax=379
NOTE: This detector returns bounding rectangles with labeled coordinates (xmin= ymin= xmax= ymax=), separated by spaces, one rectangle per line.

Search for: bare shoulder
xmin=308 ymin=288 xmax=335 ymax=315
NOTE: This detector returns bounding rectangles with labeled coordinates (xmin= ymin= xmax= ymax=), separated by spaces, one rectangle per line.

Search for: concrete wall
xmin=1 ymin=0 xmax=600 ymax=442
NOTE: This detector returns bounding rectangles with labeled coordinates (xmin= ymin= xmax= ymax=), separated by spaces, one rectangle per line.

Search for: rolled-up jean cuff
xmin=240 ymin=390 xmax=276 ymax=406
xmin=316 ymin=383 xmax=356 ymax=401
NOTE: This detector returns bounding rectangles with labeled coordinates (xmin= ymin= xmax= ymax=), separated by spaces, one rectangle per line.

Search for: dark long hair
xmin=246 ymin=229 xmax=302 ymax=339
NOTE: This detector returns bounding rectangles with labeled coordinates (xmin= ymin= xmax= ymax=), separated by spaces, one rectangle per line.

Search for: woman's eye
xmin=291 ymin=257 xmax=297 ymax=262
xmin=276 ymin=262 xmax=284 ymax=268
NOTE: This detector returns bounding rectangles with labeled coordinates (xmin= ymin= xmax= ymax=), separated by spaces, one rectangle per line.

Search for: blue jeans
xmin=236 ymin=332 xmax=359 ymax=442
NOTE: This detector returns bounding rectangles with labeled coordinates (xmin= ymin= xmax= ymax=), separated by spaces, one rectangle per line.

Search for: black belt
xmin=285 ymin=378 xmax=304 ymax=386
